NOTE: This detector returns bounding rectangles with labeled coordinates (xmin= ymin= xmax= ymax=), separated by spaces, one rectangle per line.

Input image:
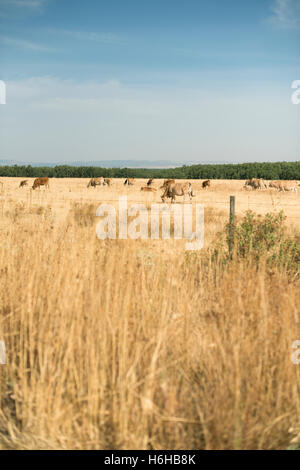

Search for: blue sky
xmin=0 ymin=0 xmax=299 ymax=164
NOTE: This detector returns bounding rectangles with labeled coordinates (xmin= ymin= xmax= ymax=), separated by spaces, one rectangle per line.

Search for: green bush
xmin=229 ymin=211 xmax=300 ymax=277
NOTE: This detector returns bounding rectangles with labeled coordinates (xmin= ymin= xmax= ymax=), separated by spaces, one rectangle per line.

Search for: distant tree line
xmin=0 ymin=161 xmax=299 ymax=180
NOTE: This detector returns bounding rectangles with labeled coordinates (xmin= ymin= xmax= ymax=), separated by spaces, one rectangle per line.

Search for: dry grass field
xmin=0 ymin=177 xmax=300 ymax=449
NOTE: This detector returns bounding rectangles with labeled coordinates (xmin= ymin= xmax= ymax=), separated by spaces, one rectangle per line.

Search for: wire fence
xmin=61 ymin=195 xmax=300 ymax=220
xmin=1 ymin=185 xmax=300 ymax=220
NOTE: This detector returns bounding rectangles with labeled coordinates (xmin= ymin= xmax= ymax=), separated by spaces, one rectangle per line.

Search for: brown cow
xmin=104 ymin=178 xmax=112 ymax=186
xmin=124 ymin=178 xmax=134 ymax=186
xmin=19 ymin=180 xmax=28 ymax=188
xmin=161 ymin=182 xmax=194 ymax=203
xmin=244 ymin=178 xmax=266 ymax=190
xmin=269 ymin=180 xmax=298 ymax=193
xmin=140 ymin=186 xmax=157 ymax=192
xmin=87 ymin=177 xmax=104 ymax=188
xmin=32 ymin=177 xmax=49 ymax=190
xmin=269 ymin=180 xmax=282 ymax=191
xmin=160 ymin=179 xmax=175 ymax=189
xmin=202 ymin=179 xmax=211 ymax=189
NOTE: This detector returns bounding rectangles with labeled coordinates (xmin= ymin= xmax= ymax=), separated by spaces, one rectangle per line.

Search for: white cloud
xmin=49 ymin=29 xmax=121 ymax=45
xmin=1 ymin=36 xmax=51 ymax=52
xmin=0 ymin=0 xmax=46 ymax=18
xmin=268 ymin=0 xmax=300 ymax=29
xmin=1 ymin=0 xmax=45 ymax=8
xmin=6 ymin=77 xmax=164 ymax=115
xmin=0 ymin=76 xmax=299 ymax=163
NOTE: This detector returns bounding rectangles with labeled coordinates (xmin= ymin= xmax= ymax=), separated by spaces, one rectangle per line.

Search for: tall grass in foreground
xmin=0 ymin=205 xmax=300 ymax=449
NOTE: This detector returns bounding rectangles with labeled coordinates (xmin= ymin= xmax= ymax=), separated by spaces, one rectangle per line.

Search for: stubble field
xmin=0 ymin=177 xmax=300 ymax=449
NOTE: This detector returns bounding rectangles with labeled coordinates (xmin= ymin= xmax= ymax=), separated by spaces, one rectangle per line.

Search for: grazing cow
xmin=104 ymin=178 xmax=112 ymax=186
xmin=19 ymin=180 xmax=28 ymax=188
xmin=87 ymin=177 xmax=104 ymax=188
xmin=244 ymin=178 xmax=266 ymax=190
xmin=244 ymin=178 xmax=258 ymax=190
xmin=161 ymin=182 xmax=194 ymax=203
xmin=258 ymin=178 xmax=267 ymax=190
xmin=140 ymin=186 xmax=157 ymax=192
xmin=147 ymin=178 xmax=154 ymax=186
xmin=32 ymin=177 xmax=49 ymax=190
xmin=124 ymin=178 xmax=134 ymax=186
xmin=160 ymin=179 xmax=175 ymax=189
xmin=269 ymin=180 xmax=298 ymax=193
xmin=202 ymin=179 xmax=211 ymax=189
xmin=283 ymin=181 xmax=298 ymax=193
xmin=269 ymin=181 xmax=282 ymax=191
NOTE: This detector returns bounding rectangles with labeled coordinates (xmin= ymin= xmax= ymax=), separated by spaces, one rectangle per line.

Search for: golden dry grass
xmin=0 ymin=177 xmax=300 ymax=449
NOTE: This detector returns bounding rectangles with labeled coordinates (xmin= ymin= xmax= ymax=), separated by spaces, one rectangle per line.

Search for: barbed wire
xmin=1 ymin=194 xmax=299 ymax=206
xmin=60 ymin=197 xmax=300 ymax=207
xmin=1 ymin=189 xmax=299 ymax=219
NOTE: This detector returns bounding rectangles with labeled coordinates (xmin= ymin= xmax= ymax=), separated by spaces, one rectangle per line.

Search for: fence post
xmin=229 ymin=195 xmax=235 ymax=259
xmin=0 ymin=340 xmax=5 ymax=364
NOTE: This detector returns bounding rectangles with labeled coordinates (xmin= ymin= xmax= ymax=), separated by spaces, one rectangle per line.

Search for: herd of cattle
xmin=85 ymin=177 xmax=197 ymax=202
xmin=244 ymin=178 xmax=298 ymax=193
xmin=0 ymin=177 xmax=299 ymax=203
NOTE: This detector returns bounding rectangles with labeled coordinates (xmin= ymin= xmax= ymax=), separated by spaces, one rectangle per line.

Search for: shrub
xmin=228 ymin=211 xmax=300 ymax=278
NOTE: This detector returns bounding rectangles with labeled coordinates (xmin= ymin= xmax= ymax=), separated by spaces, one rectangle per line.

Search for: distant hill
xmin=53 ymin=160 xmax=184 ymax=168
xmin=0 ymin=159 xmax=18 ymax=165
xmin=0 ymin=159 xmax=227 ymax=168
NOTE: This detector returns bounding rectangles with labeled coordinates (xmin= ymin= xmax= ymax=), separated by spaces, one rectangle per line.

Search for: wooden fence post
xmin=229 ymin=195 xmax=235 ymax=259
